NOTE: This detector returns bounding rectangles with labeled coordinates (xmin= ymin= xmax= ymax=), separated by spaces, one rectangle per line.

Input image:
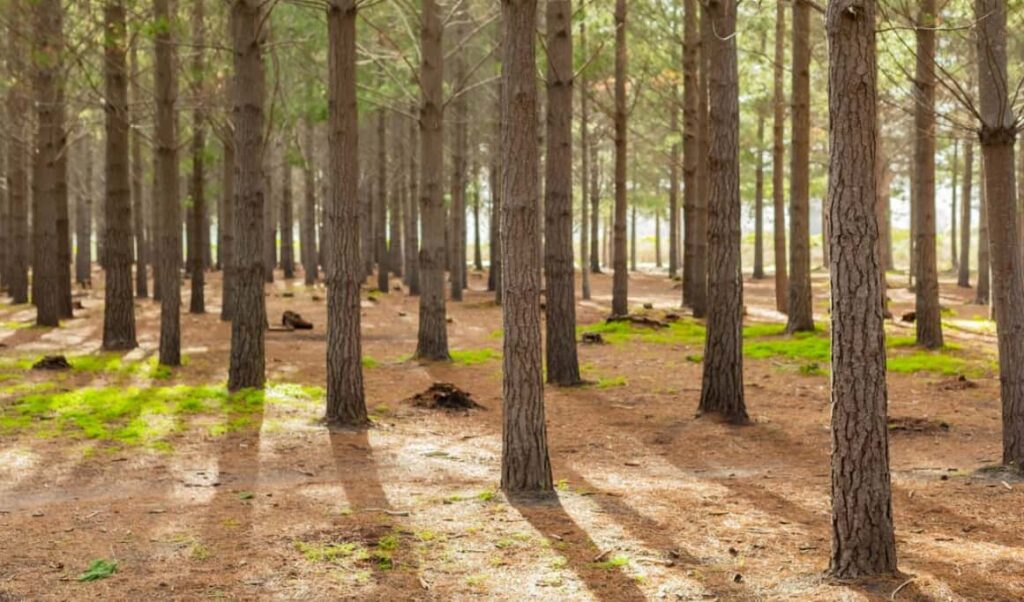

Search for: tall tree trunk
xmin=130 ymin=40 xmax=148 ymax=298
xmin=375 ymin=109 xmax=388 ymax=292
xmin=589 ymin=119 xmax=601 ymax=274
xmin=913 ymin=0 xmax=943 ymax=349
xmin=281 ymin=163 xmax=295 ymax=280
xmin=976 ymin=156 xmax=990 ymax=305
xmin=473 ymin=168 xmax=482 ymax=271
xmin=630 ymin=205 xmax=637 ymax=271
xmin=785 ymin=0 xmax=814 ymax=333
xmin=973 ymin=0 xmax=1024 ymax=467
xmin=102 ymin=0 xmax=138 ymax=349
xmin=543 ymin=0 xmax=580 ymax=386
xmin=611 ymin=0 xmax=628 ymax=317
xmin=957 ymin=141 xmax=973 ymax=287
xmin=325 ymin=0 xmax=367 ymax=425
xmin=753 ymin=110 xmax=766 ymax=280
xmin=579 ymin=21 xmax=592 ymax=299
xmin=450 ymin=23 xmax=467 ymax=302
xmin=771 ymin=0 xmax=788 ymax=313
xmin=691 ymin=4 xmax=710 ymax=318
xmin=302 ymin=117 xmax=319 ymax=285
xmin=668 ymin=74 xmax=680 ymax=279
xmin=390 ymin=114 xmax=404 ymax=278
xmin=151 ymin=136 xmax=162 ymax=301
xmin=951 ymin=139 xmax=958 ymax=269
xmin=825 ymin=0 xmax=898 ymax=578
xmin=228 ymin=0 xmax=267 ymax=390
xmin=155 ymin=0 xmax=181 ymax=365
xmin=500 ymin=0 xmax=553 ymax=496
xmin=876 ymin=138 xmax=894 ymax=271
xmin=75 ymin=138 xmax=93 ymax=286
xmin=5 ymin=0 xmax=29 ymax=304
xmin=405 ymin=108 xmax=420 ymax=294
xmin=415 ymin=0 xmax=450 ymax=359
xmin=697 ymin=0 xmax=745 ymax=424
xmin=31 ymin=0 xmax=65 ymax=327
xmin=682 ymin=0 xmax=698 ymax=306
xmin=188 ymin=0 xmax=207 ymax=314
xmin=220 ymin=139 xmax=236 ymax=321
xmin=655 ymin=208 xmax=662 ymax=268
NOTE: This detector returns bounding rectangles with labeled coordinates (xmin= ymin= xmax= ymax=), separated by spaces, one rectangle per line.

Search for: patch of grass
xmin=189 ymin=542 xmax=211 ymax=561
xmin=589 ymin=555 xmax=630 ymax=570
xmin=450 ymin=348 xmax=500 ymax=366
xmin=0 ymin=320 xmax=32 ymax=330
xmin=799 ymin=363 xmax=825 ymax=376
xmin=294 ymin=540 xmax=360 ymax=563
xmin=595 ymin=376 xmax=628 ymax=389
xmin=78 ymin=559 xmax=117 ymax=582
xmin=887 ymin=352 xmax=974 ymax=376
xmin=476 ymin=489 xmax=496 ymax=502
xmin=685 ymin=354 xmax=703 ymax=363
xmin=489 ymin=329 xmax=504 ymax=339
xmin=743 ymin=331 xmax=830 ymax=362
xmin=361 ymin=356 xmax=379 ymax=369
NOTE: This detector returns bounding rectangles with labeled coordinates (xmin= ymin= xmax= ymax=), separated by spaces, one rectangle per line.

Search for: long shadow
xmin=328 ymin=428 xmax=391 ymax=512
xmin=510 ymin=494 xmax=648 ymax=602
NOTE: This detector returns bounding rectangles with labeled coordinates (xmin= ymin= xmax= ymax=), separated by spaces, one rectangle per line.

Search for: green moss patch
xmin=450 ymin=348 xmax=500 ymax=366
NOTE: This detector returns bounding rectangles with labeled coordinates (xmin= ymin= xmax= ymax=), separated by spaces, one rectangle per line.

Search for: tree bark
xmin=228 ymin=0 xmax=267 ymax=390
xmin=450 ymin=24 xmax=467 ymax=302
xmin=668 ymin=69 xmax=680 ymax=279
xmin=975 ymin=0 xmax=1024 ymax=468
xmin=5 ymin=0 xmax=29 ymax=304
xmin=876 ymin=138 xmax=895 ymax=271
xmin=130 ymin=40 xmax=148 ymax=298
xmin=544 ymin=0 xmax=581 ymax=386
xmin=589 ymin=115 xmax=601 ymax=275
xmin=611 ymin=0 xmax=629 ymax=317
xmin=825 ymin=0 xmax=898 ymax=578
xmin=188 ymin=0 xmax=207 ymax=314
xmin=302 ymin=117 xmax=319 ymax=285
xmin=786 ymin=0 xmax=814 ymax=333
xmin=75 ymin=139 xmax=93 ymax=287
xmin=263 ymin=143 xmax=276 ymax=283
xmin=771 ymin=0 xmax=788 ymax=313
xmin=697 ymin=0 xmax=746 ymax=424
xmin=913 ymin=0 xmax=943 ymax=349
xmin=976 ymin=155 xmax=989 ymax=305
xmin=280 ymin=161 xmax=295 ymax=280
xmin=405 ymin=108 xmax=420 ymax=294
xmin=682 ymin=0 xmax=699 ymax=307
xmin=500 ymin=0 xmax=553 ymax=496
xmin=32 ymin=0 xmax=66 ymax=327
xmin=220 ymin=139 xmax=236 ymax=321
xmin=957 ymin=141 xmax=974 ymax=287
xmin=375 ymin=109 xmax=388 ymax=292
xmin=753 ymin=109 xmax=765 ymax=280
xmin=325 ymin=0 xmax=368 ymax=425
xmin=951 ymin=139 xmax=958 ymax=269
xmin=579 ymin=21 xmax=592 ymax=299
xmin=691 ymin=4 xmax=710 ymax=318
xmin=390 ymin=114 xmax=404 ymax=278
xmin=102 ymin=0 xmax=138 ymax=350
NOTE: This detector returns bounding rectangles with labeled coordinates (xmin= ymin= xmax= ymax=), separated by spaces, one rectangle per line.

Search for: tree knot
xmin=978 ymin=125 xmax=1016 ymax=146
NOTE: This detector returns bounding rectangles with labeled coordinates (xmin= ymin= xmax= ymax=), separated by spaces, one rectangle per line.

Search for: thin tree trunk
xmin=500 ymin=0 xmax=553 ymax=496
xmin=220 ymin=139 xmax=236 ymax=321
xmin=682 ymin=0 xmax=698 ymax=306
xmin=302 ymin=117 xmax=318 ymax=285
xmin=543 ymin=0 xmax=580 ymax=386
xmin=876 ymin=138 xmax=895 ymax=271
xmin=415 ymin=0 xmax=450 ymax=360
xmin=753 ymin=110 xmax=765 ymax=280
xmin=375 ymin=109 xmax=388 ymax=292
xmin=5 ymin=0 xmax=29 ymax=304
xmin=958 ymin=141 xmax=973 ymax=287
xmin=785 ymin=0 xmax=814 ymax=333
xmin=630 ymin=205 xmax=637 ymax=271
xmin=913 ymin=0 xmax=943 ymax=349
xmin=155 ymin=0 xmax=181 ymax=365
xmin=698 ymin=0 xmax=745 ymax=424
xmin=390 ymin=114 xmax=404 ymax=278
xmin=281 ymin=163 xmax=295 ymax=279
xmin=976 ymin=155 xmax=989 ymax=305
xmin=655 ymin=208 xmax=662 ymax=268
xmin=102 ymin=0 xmax=138 ymax=349
xmin=579 ymin=21 xmax=592 ymax=299
xmin=473 ymin=166 xmax=482 ymax=271
xmin=228 ymin=0 xmax=267 ymax=390
xmin=188 ymin=0 xmax=207 ymax=314
xmin=611 ymin=0 xmax=628 ymax=316
xmin=450 ymin=21 xmax=467 ymax=302
xmin=951 ymin=139 xmax=958 ymax=269
xmin=668 ymin=69 xmax=680 ymax=279
xmin=487 ymin=57 xmax=501 ymax=296
xmin=325 ymin=0 xmax=367 ymax=425
xmin=130 ymin=40 xmax=148 ymax=298
xmin=406 ymin=108 xmax=420 ymax=294
xmin=75 ymin=138 xmax=93 ymax=286
xmin=691 ymin=4 xmax=710 ymax=318
xmin=771 ymin=0 xmax=788 ymax=312
xmin=589 ymin=123 xmax=601 ymax=274
xmin=825 ymin=0 xmax=898 ymax=577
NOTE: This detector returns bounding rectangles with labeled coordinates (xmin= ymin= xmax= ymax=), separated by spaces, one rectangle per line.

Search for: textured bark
xmin=589 ymin=118 xmax=601 ymax=275
xmin=697 ymin=0 xmax=745 ymax=424
xmin=390 ymin=114 xmax=404 ymax=278
xmin=188 ymin=0 xmax=207 ymax=314
xmin=913 ymin=0 xmax=943 ymax=349
xmin=75 ymin=140 xmax=93 ymax=286
xmin=405 ymin=108 xmax=420 ymax=294
xmin=228 ymin=0 xmax=267 ymax=390
xmin=975 ymin=0 xmax=1024 ymax=469
xmin=5 ymin=0 xmax=29 ymax=304
xmin=500 ymin=0 xmax=553 ymax=496
xmin=786 ymin=0 xmax=814 ymax=333
xmin=753 ymin=109 xmax=766 ymax=280
xmin=957 ymin=141 xmax=974 ymax=287
xmin=691 ymin=5 xmax=710 ymax=318
xmin=450 ymin=7 xmax=467 ymax=302
xmin=976 ymin=156 xmax=989 ymax=305
xmin=668 ymin=70 xmax=680 ymax=279
xmin=611 ymin=0 xmax=628 ymax=317
xmin=130 ymin=41 xmax=148 ymax=298
xmin=220 ymin=140 xmax=236 ymax=321
xmin=155 ymin=0 xmax=181 ymax=365
xmin=489 ymin=74 xmax=503 ymax=302
xmin=681 ymin=0 xmax=698 ymax=306
xmin=375 ymin=110 xmax=388 ymax=292
xmin=31 ymin=0 xmax=65 ymax=327
xmin=769 ymin=0 xmax=788 ymax=312
xmin=543 ymin=0 xmax=581 ymax=386
xmin=415 ymin=0 xmax=450 ymax=360
xmin=325 ymin=0 xmax=368 ymax=425
xmin=579 ymin=22 xmax=592 ymax=300
xmin=280 ymin=162 xmax=295 ymax=280
xmin=302 ymin=117 xmax=318 ymax=285
xmin=102 ymin=0 xmax=138 ymax=350
xmin=264 ymin=144 xmax=277 ymax=283
xmin=825 ymin=0 xmax=898 ymax=577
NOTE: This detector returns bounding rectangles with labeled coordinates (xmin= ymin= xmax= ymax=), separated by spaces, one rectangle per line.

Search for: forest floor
xmin=0 ymin=266 xmax=1022 ymax=601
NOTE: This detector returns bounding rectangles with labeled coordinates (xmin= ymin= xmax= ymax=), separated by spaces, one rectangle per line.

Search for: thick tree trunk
xmin=771 ymin=0 xmax=788 ymax=313
xmin=302 ymin=117 xmax=318 ymax=285
xmin=682 ymin=0 xmax=698 ymax=306
xmin=228 ymin=0 xmax=267 ymax=390
xmin=913 ymin=0 xmax=943 ymax=349
xmin=325 ymin=0 xmax=367 ymax=425
xmin=415 ymin=0 xmax=450 ymax=359
xmin=31 ymin=0 xmax=65 ymax=327
xmin=405 ymin=109 xmax=420 ymax=294
xmin=975 ymin=0 xmax=1024 ymax=468
xmin=697 ymin=0 xmax=745 ymax=424
xmin=611 ymin=0 xmax=628 ymax=316
xmin=280 ymin=162 xmax=295 ymax=280
xmin=130 ymin=41 xmax=148 ymax=298
xmin=579 ymin=22 xmax=592 ymax=299
xmin=375 ymin=109 xmax=388 ymax=292
xmin=102 ymin=0 xmax=138 ymax=350
xmin=220 ymin=140 xmax=236 ymax=321
xmin=75 ymin=139 xmax=93 ymax=287
xmin=5 ymin=0 xmax=29 ymax=304
xmin=155 ymin=0 xmax=181 ymax=365
xmin=500 ymin=0 xmax=553 ymax=496
xmin=753 ymin=110 xmax=765 ymax=280
xmin=958 ymin=141 xmax=974 ymax=287
xmin=543 ymin=0 xmax=580 ymax=386
xmin=188 ymin=0 xmax=207 ymax=314
xmin=825 ymin=0 xmax=898 ymax=578
xmin=785 ymin=0 xmax=814 ymax=333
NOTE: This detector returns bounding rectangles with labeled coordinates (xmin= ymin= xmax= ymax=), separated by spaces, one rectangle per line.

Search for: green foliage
xmin=77 ymin=559 xmax=117 ymax=582
xmin=595 ymin=376 xmax=628 ymax=389
xmin=450 ymin=348 xmax=500 ymax=366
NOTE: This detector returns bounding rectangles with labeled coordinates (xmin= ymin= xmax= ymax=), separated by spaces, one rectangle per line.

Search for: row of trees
xmin=2 ymin=0 xmax=1022 ymax=581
